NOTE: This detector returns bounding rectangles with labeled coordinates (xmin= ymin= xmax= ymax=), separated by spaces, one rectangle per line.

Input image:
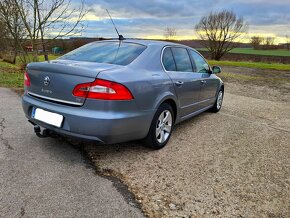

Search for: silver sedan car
xmin=22 ymin=39 xmax=224 ymax=149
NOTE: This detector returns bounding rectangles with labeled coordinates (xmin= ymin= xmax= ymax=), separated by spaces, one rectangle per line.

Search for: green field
xmin=208 ymin=60 xmax=290 ymax=71
xmin=198 ymin=48 xmax=290 ymax=57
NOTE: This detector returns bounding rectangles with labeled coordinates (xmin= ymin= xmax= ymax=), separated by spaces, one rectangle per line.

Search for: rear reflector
xmin=73 ymin=79 xmax=134 ymax=100
xmin=24 ymin=71 xmax=30 ymax=87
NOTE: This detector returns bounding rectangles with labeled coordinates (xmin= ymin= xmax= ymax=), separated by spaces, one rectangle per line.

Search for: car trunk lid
xmin=26 ymin=60 xmax=121 ymax=106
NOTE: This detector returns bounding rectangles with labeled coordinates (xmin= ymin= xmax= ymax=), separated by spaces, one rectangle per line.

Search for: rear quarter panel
xmin=97 ymin=67 xmax=177 ymax=111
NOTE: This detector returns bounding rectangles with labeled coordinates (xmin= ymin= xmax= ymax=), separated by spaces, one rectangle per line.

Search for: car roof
xmin=98 ymin=39 xmax=190 ymax=48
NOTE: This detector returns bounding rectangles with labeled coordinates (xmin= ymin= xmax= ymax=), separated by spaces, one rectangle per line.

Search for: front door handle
xmin=175 ymin=81 xmax=184 ymax=86
xmin=201 ymin=80 xmax=207 ymax=85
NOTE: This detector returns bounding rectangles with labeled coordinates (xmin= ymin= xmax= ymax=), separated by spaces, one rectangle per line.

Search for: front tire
xmin=145 ymin=103 xmax=174 ymax=149
xmin=210 ymin=89 xmax=224 ymax=113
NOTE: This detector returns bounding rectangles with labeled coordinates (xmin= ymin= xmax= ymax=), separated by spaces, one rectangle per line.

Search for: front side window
xmin=59 ymin=42 xmax=146 ymax=66
xmin=162 ymin=48 xmax=176 ymax=71
xmin=171 ymin=47 xmax=193 ymax=72
xmin=189 ymin=50 xmax=210 ymax=73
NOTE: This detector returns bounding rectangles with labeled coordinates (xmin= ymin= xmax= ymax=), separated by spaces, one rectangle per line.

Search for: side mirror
xmin=212 ymin=66 xmax=222 ymax=74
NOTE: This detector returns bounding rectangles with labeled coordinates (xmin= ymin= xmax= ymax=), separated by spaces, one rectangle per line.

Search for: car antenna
xmin=106 ymin=9 xmax=125 ymax=41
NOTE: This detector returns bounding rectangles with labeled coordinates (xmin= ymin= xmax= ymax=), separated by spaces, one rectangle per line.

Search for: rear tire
xmin=145 ymin=103 xmax=174 ymax=149
xmin=210 ymin=89 xmax=224 ymax=113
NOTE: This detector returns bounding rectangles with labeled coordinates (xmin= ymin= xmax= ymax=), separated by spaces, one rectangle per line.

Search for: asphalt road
xmin=0 ymin=88 xmax=143 ymax=217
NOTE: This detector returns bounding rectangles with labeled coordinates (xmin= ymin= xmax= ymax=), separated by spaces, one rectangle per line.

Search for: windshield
xmin=59 ymin=41 xmax=146 ymax=66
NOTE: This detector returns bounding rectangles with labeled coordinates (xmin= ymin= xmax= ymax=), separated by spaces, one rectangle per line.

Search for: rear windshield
xmin=59 ymin=41 xmax=146 ymax=66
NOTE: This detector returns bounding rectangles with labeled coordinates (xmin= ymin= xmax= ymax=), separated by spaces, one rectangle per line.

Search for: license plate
xmin=32 ymin=108 xmax=63 ymax=127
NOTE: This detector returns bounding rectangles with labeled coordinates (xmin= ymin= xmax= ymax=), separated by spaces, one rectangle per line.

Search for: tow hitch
xmin=34 ymin=125 xmax=51 ymax=138
xmin=28 ymin=120 xmax=50 ymax=138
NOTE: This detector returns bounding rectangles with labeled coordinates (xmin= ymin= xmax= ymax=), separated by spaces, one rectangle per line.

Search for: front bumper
xmin=22 ymin=94 xmax=155 ymax=144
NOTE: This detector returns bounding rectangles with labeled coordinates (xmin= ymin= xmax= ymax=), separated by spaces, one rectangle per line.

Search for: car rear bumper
xmin=22 ymin=94 xmax=155 ymax=144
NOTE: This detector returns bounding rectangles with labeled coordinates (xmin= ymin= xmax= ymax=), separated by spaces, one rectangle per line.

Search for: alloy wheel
xmin=155 ymin=110 xmax=172 ymax=143
xmin=217 ymin=91 xmax=223 ymax=110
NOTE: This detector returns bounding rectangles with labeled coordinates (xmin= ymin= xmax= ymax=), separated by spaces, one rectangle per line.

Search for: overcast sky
xmin=74 ymin=0 xmax=290 ymax=42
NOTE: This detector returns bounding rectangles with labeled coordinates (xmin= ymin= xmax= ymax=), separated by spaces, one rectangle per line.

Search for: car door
xmin=162 ymin=47 xmax=202 ymax=117
xmin=189 ymin=50 xmax=220 ymax=107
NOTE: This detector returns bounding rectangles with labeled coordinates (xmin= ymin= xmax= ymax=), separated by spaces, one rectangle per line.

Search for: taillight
xmin=73 ymin=79 xmax=134 ymax=100
xmin=24 ymin=71 xmax=30 ymax=87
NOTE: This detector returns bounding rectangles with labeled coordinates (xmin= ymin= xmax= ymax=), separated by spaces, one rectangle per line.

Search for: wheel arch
xmin=155 ymin=96 xmax=178 ymax=124
xmin=215 ymin=80 xmax=224 ymax=97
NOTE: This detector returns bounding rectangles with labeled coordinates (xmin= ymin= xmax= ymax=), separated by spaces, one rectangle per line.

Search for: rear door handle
xmin=175 ymin=81 xmax=184 ymax=86
xmin=201 ymin=80 xmax=207 ymax=85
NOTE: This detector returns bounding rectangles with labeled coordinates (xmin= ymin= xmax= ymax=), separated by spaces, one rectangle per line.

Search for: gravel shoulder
xmin=85 ymin=68 xmax=290 ymax=217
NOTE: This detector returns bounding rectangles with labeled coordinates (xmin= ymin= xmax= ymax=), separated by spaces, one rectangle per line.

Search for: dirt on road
xmin=84 ymin=68 xmax=290 ymax=217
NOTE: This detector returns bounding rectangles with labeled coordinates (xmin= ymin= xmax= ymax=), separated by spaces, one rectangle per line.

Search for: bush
xmin=0 ymin=50 xmax=16 ymax=64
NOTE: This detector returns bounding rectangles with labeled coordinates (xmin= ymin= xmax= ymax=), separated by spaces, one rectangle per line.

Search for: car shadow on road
xmin=36 ymin=111 xmax=213 ymax=167
xmin=65 ymin=111 xmax=213 ymax=158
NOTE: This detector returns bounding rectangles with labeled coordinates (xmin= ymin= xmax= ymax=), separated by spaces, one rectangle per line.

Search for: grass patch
xmin=14 ymin=54 xmax=60 ymax=66
xmin=0 ymin=58 xmax=22 ymax=88
xmin=208 ymin=60 xmax=290 ymax=71
xmin=0 ymin=72 xmax=23 ymax=88
xmin=34 ymin=54 xmax=59 ymax=62
xmin=0 ymin=54 xmax=59 ymax=88
xmin=198 ymin=48 xmax=290 ymax=57
xmin=0 ymin=61 xmax=19 ymax=69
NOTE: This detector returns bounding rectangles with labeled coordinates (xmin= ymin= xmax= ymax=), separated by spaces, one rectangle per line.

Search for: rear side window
xmin=59 ymin=42 xmax=146 ymax=66
xmin=171 ymin=47 xmax=193 ymax=72
xmin=162 ymin=48 xmax=176 ymax=71
xmin=189 ymin=50 xmax=210 ymax=73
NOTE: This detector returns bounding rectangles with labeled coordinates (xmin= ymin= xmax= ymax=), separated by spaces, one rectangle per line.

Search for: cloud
xmin=70 ymin=0 xmax=290 ymax=40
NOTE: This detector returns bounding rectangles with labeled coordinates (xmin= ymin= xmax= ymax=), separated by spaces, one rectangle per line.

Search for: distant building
xmin=52 ymin=47 xmax=64 ymax=54
xmin=25 ymin=46 xmax=33 ymax=52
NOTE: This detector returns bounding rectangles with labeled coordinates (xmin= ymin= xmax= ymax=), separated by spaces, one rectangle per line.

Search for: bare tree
xmin=260 ymin=37 xmax=275 ymax=50
xmin=265 ymin=37 xmax=275 ymax=46
xmin=250 ymin=36 xmax=263 ymax=50
xmin=12 ymin=0 xmax=87 ymax=61
xmin=164 ymin=27 xmax=177 ymax=40
xmin=285 ymin=35 xmax=290 ymax=51
xmin=195 ymin=10 xmax=247 ymax=60
xmin=0 ymin=0 xmax=27 ymax=64
xmin=0 ymin=19 xmax=8 ymax=52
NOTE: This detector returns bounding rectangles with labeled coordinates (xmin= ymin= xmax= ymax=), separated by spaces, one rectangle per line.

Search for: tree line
xmin=250 ymin=35 xmax=290 ymax=50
